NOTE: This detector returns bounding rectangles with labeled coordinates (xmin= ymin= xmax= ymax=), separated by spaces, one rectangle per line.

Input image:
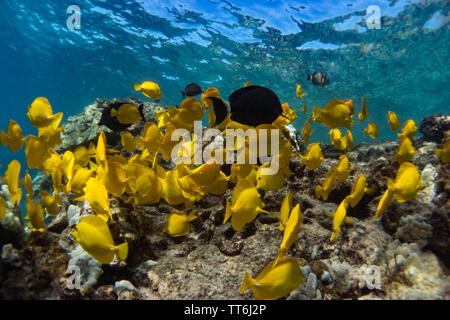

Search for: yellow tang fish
xmin=343 ymin=129 xmax=354 ymax=151
xmin=394 ymin=135 xmax=415 ymax=164
xmin=358 ymin=96 xmax=369 ymax=121
xmin=21 ymin=171 xmax=34 ymax=198
xmin=161 ymin=170 xmax=187 ymax=206
xmin=204 ymin=170 xmax=229 ymax=196
xmin=162 ymin=209 xmax=197 ymax=237
xmin=278 ymin=203 xmax=302 ymax=259
xmin=24 ymin=195 xmax=45 ymax=231
xmin=62 ymin=151 xmax=75 ymax=192
xmin=313 ymin=99 xmax=354 ymax=129
xmin=41 ymin=191 xmax=61 ymax=216
xmin=0 ymin=120 xmax=24 ymax=152
xmin=398 ymin=119 xmax=417 ymax=140
xmin=96 ymin=131 xmax=108 ymax=169
xmin=279 ymin=192 xmax=293 ymax=231
xmin=301 ymin=121 xmax=314 ymax=144
xmin=37 ymin=112 xmax=63 ymax=148
xmin=364 ymin=122 xmax=378 ymax=139
xmin=201 ymin=87 xmax=221 ymax=111
xmin=25 ymin=135 xmax=51 ymax=170
xmin=73 ymin=144 xmax=96 ymax=168
xmin=224 ymin=178 xmax=268 ymax=231
xmin=315 ymin=168 xmax=336 ymax=201
xmin=134 ymin=170 xmax=163 ymax=205
xmin=299 ymin=143 xmax=324 ymax=170
xmin=133 ymin=81 xmax=163 ymax=100
xmin=372 ymin=187 xmax=394 ymax=221
xmin=388 ymin=162 xmax=424 ymax=203
xmin=26 ymin=97 xmax=62 ymax=128
xmin=71 ymin=165 xmax=93 ymax=195
xmin=77 ymin=178 xmax=113 ymax=222
xmin=0 ymin=197 xmax=6 ymax=220
xmin=4 ymin=160 xmax=22 ymax=207
xmin=302 ymin=102 xmax=307 ymax=114
xmin=329 ymin=128 xmax=347 ymax=150
xmin=296 ymin=84 xmax=307 ymax=100
xmin=120 ymin=131 xmax=136 ymax=153
xmin=244 ymin=80 xmax=251 ymax=87
xmin=387 ymin=111 xmax=400 ymax=131
xmin=240 ymin=256 xmax=304 ymax=300
xmin=334 ymin=155 xmax=352 ymax=183
xmin=347 ymin=174 xmax=368 ymax=208
xmin=435 ymin=139 xmax=450 ymax=164
xmin=71 ymin=215 xmax=128 ymax=264
xmin=330 ymin=197 xmax=351 ymax=241
xmin=256 ymin=161 xmax=285 ymax=191
xmin=97 ymin=159 xmax=128 ymax=198
xmin=111 ymin=104 xmax=143 ymax=125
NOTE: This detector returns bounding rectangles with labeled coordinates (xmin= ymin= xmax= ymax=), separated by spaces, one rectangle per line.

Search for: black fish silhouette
xmin=207 ymin=85 xmax=283 ymax=127
xmin=182 ymin=83 xmax=202 ymax=98
xmin=98 ymin=98 xmax=145 ymax=132
xmin=307 ymin=71 xmax=330 ymax=87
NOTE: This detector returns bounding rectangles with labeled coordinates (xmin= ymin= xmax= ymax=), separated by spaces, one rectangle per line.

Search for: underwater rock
xmin=57 ymin=97 xmax=164 ymax=153
xmin=428 ymin=208 xmax=450 ymax=268
xmin=0 ymin=232 xmax=71 ymax=299
xmin=66 ymin=245 xmax=103 ymax=296
xmin=1 ymin=244 xmax=21 ymax=268
xmin=114 ymin=280 xmax=138 ymax=300
xmin=394 ymin=214 xmax=433 ymax=249
xmin=419 ymin=114 xmax=450 ymax=144
xmin=0 ymin=186 xmax=26 ymax=247
xmin=382 ymin=241 xmax=449 ymax=299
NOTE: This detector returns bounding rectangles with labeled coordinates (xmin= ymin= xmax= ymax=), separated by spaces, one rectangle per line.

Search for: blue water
xmin=0 ymin=0 xmax=449 ymax=169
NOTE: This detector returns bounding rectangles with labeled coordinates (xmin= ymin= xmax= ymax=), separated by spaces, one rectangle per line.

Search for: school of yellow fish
xmin=0 ymin=80 xmax=446 ymax=300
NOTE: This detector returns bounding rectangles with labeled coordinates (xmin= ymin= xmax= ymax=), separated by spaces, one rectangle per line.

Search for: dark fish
xmin=307 ymin=71 xmax=330 ymax=87
xmin=207 ymin=85 xmax=283 ymax=127
xmin=98 ymin=98 xmax=145 ymax=132
xmin=182 ymin=83 xmax=202 ymax=98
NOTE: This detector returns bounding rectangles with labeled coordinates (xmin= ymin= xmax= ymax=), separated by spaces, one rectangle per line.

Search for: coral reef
xmin=0 ymin=99 xmax=449 ymax=300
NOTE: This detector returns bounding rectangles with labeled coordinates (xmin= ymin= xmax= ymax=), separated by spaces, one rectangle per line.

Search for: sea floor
xmin=0 ymin=98 xmax=449 ymax=300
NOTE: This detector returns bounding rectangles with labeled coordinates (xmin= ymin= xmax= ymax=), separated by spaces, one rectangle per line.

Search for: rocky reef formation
xmin=0 ymin=99 xmax=449 ymax=300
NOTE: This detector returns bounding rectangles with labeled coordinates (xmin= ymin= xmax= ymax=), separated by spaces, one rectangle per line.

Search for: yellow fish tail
xmin=133 ymin=83 xmax=141 ymax=91
xmin=11 ymin=188 xmax=22 ymax=207
xmin=110 ymin=108 xmax=118 ymax=118
xmin=115 ymin=242 xmax=129 ymax=262
xmin=240 ymin=272 xmax=256 ymax=293
xmin=186 ymin=211 xmax=197 ymax=222
xmin=330 ymin=229 xmax=339 ymax=242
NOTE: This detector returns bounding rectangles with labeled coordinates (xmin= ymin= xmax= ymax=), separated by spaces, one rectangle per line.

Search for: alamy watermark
xmin=170 ymin=121 xmax=280 ymax=176
xmin=66 ymin=265 xmax=81 ymax=290
xmin=366 ymin=5 xmax=381 ymax=30
xmin=66 ymin=5 xmax=81 ymax=30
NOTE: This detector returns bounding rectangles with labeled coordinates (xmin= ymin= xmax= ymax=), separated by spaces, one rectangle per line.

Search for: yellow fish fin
xmin=224 ymin=199 xmax=233 ymax=224
xmin=133 ymin=83 xmax=141 ymax=91
xmin=312 ymin=105 xmax=322 ymax=123
xmin=239 ymin=272 xmax=256 ymax=293
xmin=115 ymin=242 xmax=129 ymax=262
xmin=344 ymin=216 xmax=354 ymax=225
xmin=186 ymin=211 xmax=198 ymax=222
